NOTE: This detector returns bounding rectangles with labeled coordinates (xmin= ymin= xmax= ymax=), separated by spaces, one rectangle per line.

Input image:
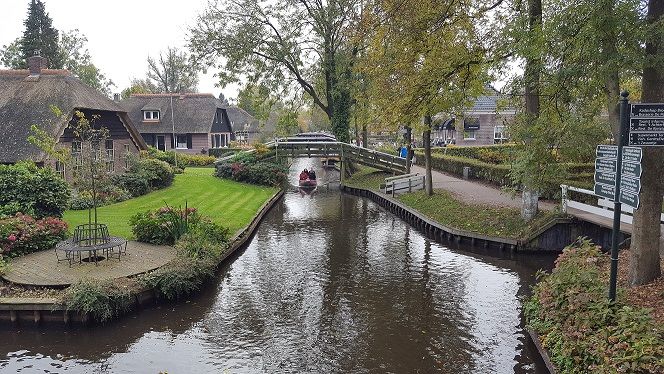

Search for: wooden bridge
xmin=220 ymin=136 xmax=409 ymax=174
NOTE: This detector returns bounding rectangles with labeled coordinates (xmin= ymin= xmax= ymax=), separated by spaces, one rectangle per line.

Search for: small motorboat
xmin=299 ymin=179 xmax=318 ymax=188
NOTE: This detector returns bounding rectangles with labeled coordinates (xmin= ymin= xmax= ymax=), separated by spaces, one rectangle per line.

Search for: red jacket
xmin=299 ymin=171 xmax=309 ymax=180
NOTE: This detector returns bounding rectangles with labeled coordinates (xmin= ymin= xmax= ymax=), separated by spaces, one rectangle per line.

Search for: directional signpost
xmin=629 ymin=103 xmax=664 ymax=146
xmin=594 ymin=145 xmax=642 ymax=208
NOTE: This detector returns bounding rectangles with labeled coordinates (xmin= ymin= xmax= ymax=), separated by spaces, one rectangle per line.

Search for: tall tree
xmin=189 ymin=0 xmax=360 ymax=142
xmin=629 ymin=0 xmax=663 ymax=285
xmin=359 ymin=0 xmax=489 ymax=195
xmin=120 ymin=78 xmax=157 ymax=99
xmin=146 ymin=47 xmax=199 ymax=93
xmin=21 ymin=0 xmax=62 ymax=68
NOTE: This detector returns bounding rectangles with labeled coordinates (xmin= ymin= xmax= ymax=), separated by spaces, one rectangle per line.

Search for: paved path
xmin=2 ymin=241 xmax=176 ymax=287
xmin=410 ymin=165 xmax=556 ymax=211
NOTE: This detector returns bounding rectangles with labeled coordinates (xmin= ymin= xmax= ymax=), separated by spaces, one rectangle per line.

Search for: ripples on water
xmin=0 ymin=160 xmax=552 ymax=373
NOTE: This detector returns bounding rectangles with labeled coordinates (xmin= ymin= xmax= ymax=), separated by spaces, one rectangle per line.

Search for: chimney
xmin=113 ymin=93 xmax=121 ymax=102
xmin=28 ymin=51 xmax=48 ymax=75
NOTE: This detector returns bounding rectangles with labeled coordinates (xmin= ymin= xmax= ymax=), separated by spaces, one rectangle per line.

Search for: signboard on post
xmin=594 ymin=145 xmax=642 ymax=209
xmin=629 ymin=103 xmax=664 ymax=146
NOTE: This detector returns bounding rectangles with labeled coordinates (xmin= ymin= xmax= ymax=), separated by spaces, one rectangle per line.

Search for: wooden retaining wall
xmin=0 ymin=190 xmax=285 ymax=327
xmin=341 ymin=185 xmax=520 ymax=251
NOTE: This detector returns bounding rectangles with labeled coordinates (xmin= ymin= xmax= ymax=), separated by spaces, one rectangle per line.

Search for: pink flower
xmin=7 ymin=234 xmax=16 ymax=242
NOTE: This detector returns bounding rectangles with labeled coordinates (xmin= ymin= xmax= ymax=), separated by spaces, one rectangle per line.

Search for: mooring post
xmin=608 ymin=91 xmax=629 ymax=303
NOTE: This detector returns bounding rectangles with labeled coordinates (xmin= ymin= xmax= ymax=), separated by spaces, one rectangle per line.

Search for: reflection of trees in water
xmin=0 ymin=183 xmax=552 ymax=373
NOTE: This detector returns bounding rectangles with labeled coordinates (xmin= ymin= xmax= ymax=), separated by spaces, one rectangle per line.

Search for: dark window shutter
xmin=170 ymin=134 xmax=175 ymax=149
xmin=187 ymin=134 xmax=192 ymax=149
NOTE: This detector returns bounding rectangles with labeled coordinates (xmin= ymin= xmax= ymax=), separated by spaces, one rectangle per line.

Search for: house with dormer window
xmin=120 ymin=93 xmax=234 ymax=154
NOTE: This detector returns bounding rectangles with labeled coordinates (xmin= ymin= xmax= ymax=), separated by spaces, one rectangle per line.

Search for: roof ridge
xmin=0 ymin=69 xmax=72 ymax=76
xmin=129 ymin=93 xmax=215 ymax=98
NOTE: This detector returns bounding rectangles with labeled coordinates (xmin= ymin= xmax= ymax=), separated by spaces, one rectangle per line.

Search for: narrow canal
xmin=0 ymin=159 xmax=554 ymax=373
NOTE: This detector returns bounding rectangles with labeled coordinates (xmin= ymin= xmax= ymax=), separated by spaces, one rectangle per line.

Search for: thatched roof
xmin=226 ymin=106 xmax=259 ymax=133
xmin=121 ymin=93 xmax=232 ymax=134
xmin=0 ymin=69 xmax=146 ymax=164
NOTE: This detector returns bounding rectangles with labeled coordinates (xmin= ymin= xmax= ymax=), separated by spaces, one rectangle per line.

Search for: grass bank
xmin=345 ymin=166 xmax=556 ymax=240
xmin=64 ymin=168 xmax=278 ymax=238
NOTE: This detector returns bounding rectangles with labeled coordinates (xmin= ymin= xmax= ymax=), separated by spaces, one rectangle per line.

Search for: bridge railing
xmin=382 ymin=174 xmax=424 ymax=196
xmin=561 ymin=184 xmax=664 ymax=225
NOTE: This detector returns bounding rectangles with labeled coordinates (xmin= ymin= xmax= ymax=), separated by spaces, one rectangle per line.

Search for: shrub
xmin=69 ymin=185 xmax=131 ymax=210
xmin=129 ymin=205 xmax=200 ymax=245
xmin=0 ymin=213 xmax=68 ymax=257
xmin=0 ymin=162 xmax=71 ymax=218
xmin=132 ymin=158 xmax=174 ymax=190
xmin=145 ymin=147 xmax=216 ymax=167
xmin=525 ymin=239 xmax=664 ymax=373
xmin=139 ymin=254 xmax=217 ymax=300
xmin=110 ymin=173 xmax=150 ymax=197
xmin=430 ymin=144 xmax=515 ymax=162
xmin=416 ymin=152 xmax=513 ymax=186
xmin=208 ymin=147 xmax=243 ymax=158
xmin=62 ymin=279 xmax=136 ymax=322
xmin=215 ymin=156 xmax=288 ymax=187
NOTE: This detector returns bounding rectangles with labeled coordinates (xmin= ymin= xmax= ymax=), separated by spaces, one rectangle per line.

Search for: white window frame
xmin=463 ymin=129 xmax=476 ymax=140
xmin=143 ymin=110 xmax=160 ymax=120
xmin=123 ymin=144 xmax=130 ymax=170
xmin=176 ymin=134 xmax=189 ymax=149
xmin=211 ymin=133 xmax=228 ymax=149
xmin=55 ymin=160 xmax=65 ymax=179
xmin=494 ymin=125 xmax=508 ymax=144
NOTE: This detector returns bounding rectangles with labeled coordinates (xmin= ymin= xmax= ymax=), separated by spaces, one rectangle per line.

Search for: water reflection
xmin=0 ymin=159 xmax=552 ymax=373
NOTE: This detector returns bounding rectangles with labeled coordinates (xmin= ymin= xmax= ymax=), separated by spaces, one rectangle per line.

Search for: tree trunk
xmin=423 ymin=115 xmax=433 ymax=196
xmin=629 ymin=0 xmax=663 ymax=285
xmin=521 ymin=0 xmax=542 ymax=221
xmin=362 ymin=124 xmax=368 ymax=149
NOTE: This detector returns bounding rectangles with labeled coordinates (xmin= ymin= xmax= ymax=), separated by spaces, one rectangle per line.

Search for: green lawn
xmin=346 ymin=165 xmax=556 ymax=240
xmin=63 ymin=168 xmax=279 ymax=238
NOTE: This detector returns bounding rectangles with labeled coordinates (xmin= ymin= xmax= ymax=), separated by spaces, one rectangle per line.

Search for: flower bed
xmin=525 ymin=239 xmax=663 ymax=373
xmin=0 ymin=213 xmax=68 ymax=257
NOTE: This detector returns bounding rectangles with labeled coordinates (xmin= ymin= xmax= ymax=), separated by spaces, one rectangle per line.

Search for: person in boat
xmin=308 ymin=169 xmax=317 ymax=181
xmin=299 ymin=169 xmax=309 ymax=181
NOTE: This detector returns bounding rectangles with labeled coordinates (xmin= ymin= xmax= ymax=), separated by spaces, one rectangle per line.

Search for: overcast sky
xmin=0 ymin=0 xmax=239 ymax=99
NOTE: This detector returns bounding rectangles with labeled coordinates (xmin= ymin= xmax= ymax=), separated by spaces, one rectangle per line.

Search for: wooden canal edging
xmin=527 ymin=328 xmax=558 ymax=374
xmin=341 ymin=185 xmax=519 ymax=251
xmin=0 ymin=189 xmax=285 ymax=327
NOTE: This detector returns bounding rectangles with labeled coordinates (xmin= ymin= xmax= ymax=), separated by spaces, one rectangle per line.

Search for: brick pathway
xmin=2 ymin=241 xmax=176 ymax=287
xmin=410 ymin=165 xmax=556 ymax=211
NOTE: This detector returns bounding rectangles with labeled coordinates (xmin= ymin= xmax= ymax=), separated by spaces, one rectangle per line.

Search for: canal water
xmin=0 ymin=159 xmax=554 ymax=373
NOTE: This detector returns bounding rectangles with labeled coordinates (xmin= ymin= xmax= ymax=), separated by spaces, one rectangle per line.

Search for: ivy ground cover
xmin=64 ymin=168 xmax=278 ymax=238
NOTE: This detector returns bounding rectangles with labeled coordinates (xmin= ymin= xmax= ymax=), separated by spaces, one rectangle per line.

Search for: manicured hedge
xmin=427 ymin=144 xmax=516 ymax=164
xmin=416 ymin=152 xmax=513 ymax=186
xmin=145 ymin=147 xmax=217 ymax=167
xmin=525 ymin=239 xmax=663 ymax=373
xmin=415 ymin=152 xmax=594 ymax=199
xmin=208 ymin=148 xmax=243 ymax=158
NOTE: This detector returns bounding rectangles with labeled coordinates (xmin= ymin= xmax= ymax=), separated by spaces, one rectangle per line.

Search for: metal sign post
xmin=607 ymin=92 xmax=630 ymax=303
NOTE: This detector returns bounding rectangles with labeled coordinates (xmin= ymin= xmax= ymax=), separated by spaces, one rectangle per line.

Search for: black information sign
xmin=620 ymin=190 xmax=640 ymax=209
xmin=596 ymin=145 xmax=618 ymax=159
xmin=621 ymin=161 xmax=642 ymax=179
xmin=631 ymin=103 xmax=664 ymax=118
xmin=630 ymin=132 xmax=664 ymax=146
xmin=596 ymin=158 xmax=617 ymax=173
xmin=622 ymin=146 xmax=643 ymax=163
xmin=620 ymin=175 xmax=641 ymax=193
xmin=629 ymin=103 xmax=664 ymax=147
